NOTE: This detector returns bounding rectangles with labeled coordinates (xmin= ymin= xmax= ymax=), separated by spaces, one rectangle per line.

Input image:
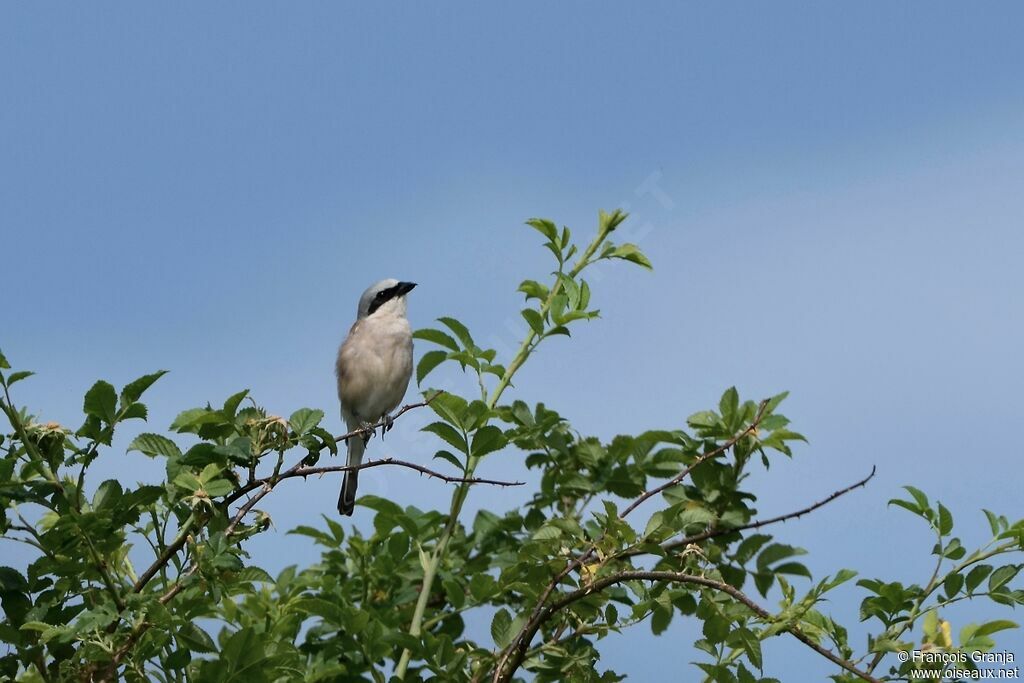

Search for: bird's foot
xmin=359 ymin=423 xmax=375 ymax=444
xmin=381 ymin=413 xmax=395 ymax=438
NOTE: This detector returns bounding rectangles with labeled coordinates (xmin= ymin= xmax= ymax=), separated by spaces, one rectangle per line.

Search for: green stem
xmin=395 ymin=220 xmax=616 ymax=679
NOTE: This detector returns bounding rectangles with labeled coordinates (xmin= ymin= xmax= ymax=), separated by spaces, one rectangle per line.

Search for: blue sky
xmin=3 ymin=3 xmax=1023 ymax=679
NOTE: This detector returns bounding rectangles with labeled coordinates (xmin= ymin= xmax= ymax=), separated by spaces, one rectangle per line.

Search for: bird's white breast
xmin=336 ymin=313 xmax=413 ymax=425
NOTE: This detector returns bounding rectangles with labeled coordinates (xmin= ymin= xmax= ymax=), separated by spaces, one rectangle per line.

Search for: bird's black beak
xmin=396 ymin=281 xmax=417 ymax=296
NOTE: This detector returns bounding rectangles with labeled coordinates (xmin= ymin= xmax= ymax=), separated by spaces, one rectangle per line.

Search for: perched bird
xmin=335 ymin=279 xmax=416 ymax=515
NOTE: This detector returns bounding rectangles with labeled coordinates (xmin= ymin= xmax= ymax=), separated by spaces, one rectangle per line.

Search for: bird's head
xmin=357 ymin=278 xmax=417 ymax=319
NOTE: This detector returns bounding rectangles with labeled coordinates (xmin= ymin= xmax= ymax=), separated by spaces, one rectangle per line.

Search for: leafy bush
xmin=1 ymin=210 xmax=1021 ymax=682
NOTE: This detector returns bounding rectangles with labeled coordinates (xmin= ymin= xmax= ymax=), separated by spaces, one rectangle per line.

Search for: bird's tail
xmin=338 ymin=435 xmax=365 ymax=516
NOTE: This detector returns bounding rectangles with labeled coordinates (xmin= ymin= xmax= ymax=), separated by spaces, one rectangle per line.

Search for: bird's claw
xmin=381 ymin=413 xmax=395 ymax=438
xmin=359 ymin=423 xmax=375 ymax=444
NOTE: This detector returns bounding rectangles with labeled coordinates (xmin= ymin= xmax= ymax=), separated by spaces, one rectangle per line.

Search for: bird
xmin=335 ymin=279 xmax=416 ymax=515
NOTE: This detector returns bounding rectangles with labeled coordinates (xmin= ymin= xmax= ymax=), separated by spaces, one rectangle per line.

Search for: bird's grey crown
xmin=357 ymin=278 xmax=417 ymax=318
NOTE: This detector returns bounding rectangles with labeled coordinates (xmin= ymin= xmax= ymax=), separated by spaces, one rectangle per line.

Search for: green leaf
xmin=973 ymin=619 xmax=1018 ymax=637
xmin=944 ymin=572 xmax=964 ymax=599
xmin=121 ymin=370 xmax=168 ymax=404
xmin=121 ymin=402 xmax=148 ymax=421
xmin=128 ymin=433 xmax=182 ymax=459
xmin=598 ymin=209 xmax=628 ymax=234
xmin=413 ymin=328 xmax=460 ymax=352
xmin=289 ymin=408 xmax=324 ymax=436
xmin=719 ymin=386 xmax=739 ymax=421
xmin=204 ymin=479 xmax=234 ymax=497
xmin=437 ymin=317 xmax=474 ymax=349
xmin=0 ymin=349 xmax=9 ymax=369
xmin=443 ymin=578 xmax=466 ymax=609
xmin=989 ymin=565 xmax=1020 ymax=592
xmin=471 ymin=425 xmax=507 ymax=458
xmin=730 ymin=627 xmax=763 ymax=671
xmin=416 ymin=350 xmax=449 ymax=385
xmin=525 ymin=218 xmax=558 ymax=242
xmin=428 ymin=392 xmax=469 ymax=429
xmin=6 ymin=371 xmax=34 ymax=386
xmin=605 ymin=243 xmax=652 ymax=269
xmin=521 ymin=308 xmax=545 ymax=336
xmin=177 ymin=621 xmax=217 ymax=653
xmin=517 ymin=279 xmax=549 ymax=301
xmin=756 ymin=544 xmax=806 ymax=573
xmin=222 ymin=389 xmax=250 ymax=418
xmin=966 ymin=565 xmax=993 ymax=593
xmin=92 ymin=479 xmax=123 ymax=510
xmin=903 ymin=486 xmax=930 ymax=511
xmin=532 ymin=524 xmax=561 ymax=541
xmin=937 ymin=502 xmax=954 ymax=535
xmin=173 ymin=472 xmax=202 ymax=492
xmin=83 ymin=380 xmax=118 ymax=423
xmin=687 ymin=411 xmax=720 ymax=429
xmin=432 ymin=450 xmax=465 ymax=472
xmin=491 ymin=608 xmax=513 ymax=648
xmin=422 ymin=422 xmax=468 ymax=454
xmin=983 ymin=509 xmax=1002 ymax=535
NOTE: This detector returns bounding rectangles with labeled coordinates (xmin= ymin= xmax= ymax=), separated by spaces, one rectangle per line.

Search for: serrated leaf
xmin=289 ymin=408 xmax=324 ymax=436
xmin=471 ymin=425 xmax=507 ymax=458
xmin=491 ymin=608 xmax=513 ymax=648
xmin=221 ymin=389 xmax=250 ymax=418
xmin=177 ymin=621 xmax=217 ymax=653
xmin=989 ymin=565 xmax=1020 ymax=592
xmin=204 ymin=479 xmax=234 ymax=497
xmin=437 ymin=317 xmax=474 ymax=349
xmin=92 ymin=479 xmax=123 ymax=510
xmin=517 ymin=279 xmax=549 ymax=301
xmin=605 ymin=242 xmax=652 ymax=269
xmin=121 ymin=370 xmax=168 ymax=404
xmin=416 ymin=350 xmax=449 ymax=385
xmin=944 ymin=572 xmax=964 ymax=599
xmin=974 ymin=619 xmax=1018 ymax=637
xmin=83 ymin=380 xmax=118 ymax=423
xmin=173 ymin=472 xmax=202 ymax=492
xmin=937 ymin=502 xmax=954 ymax=535
xmin=903 ymin=486 xmax=929 ymax=511
xmin=422 ymin=422 xmax=468 ymax=454
xmin=432 ymin=450 xmax=465 ymax=472
xmin=128 ymin=433 xmax=182 ymax=459
xmin=756 ymin=544 xmax=806 ymax=572
xmin=687 ymin=411 xmax=719 ymax=429
xmin=413 ymin=328 xmax=460 ymax=352
xmin=598 ymin=209 xmax=628 ymax=233
xmin=525 ymin=218 xmax=558 ymax=242
xmin=966 ymin=565 xmax=993 ymax=593
xmin=719 ymin=387 xmax=739 ymax=421
xmin=521 ymin=308 xmax=545 ymax=335
xmin=6 ymin=370 xmax=34 ymax=386
xmin=532 ymin=524 xmax=561 ymax=541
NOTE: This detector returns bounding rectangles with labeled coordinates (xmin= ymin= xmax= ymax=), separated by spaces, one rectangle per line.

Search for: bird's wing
xmin=336 ymin=320 xmax=375 ymax=424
